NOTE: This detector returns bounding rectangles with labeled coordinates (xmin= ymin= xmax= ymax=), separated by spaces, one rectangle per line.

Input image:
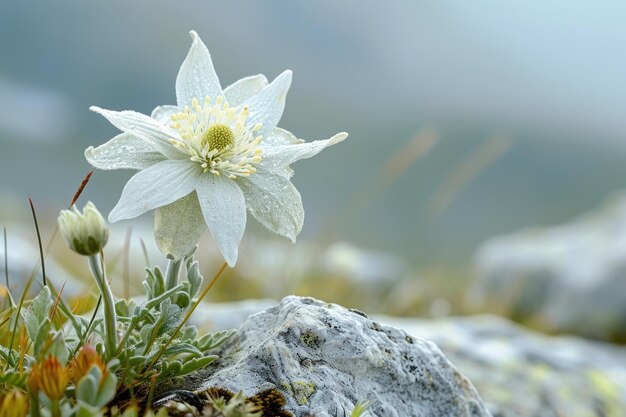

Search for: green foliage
xmin=76 ymin=365 xmax=117 ymax=409
xmin=0 ymin=245 xmax=233 ymax=416
xmin=350 ymin=400 xmax=373 ymax=417
xmin=23 ymin=286 xmax=53 ymax=358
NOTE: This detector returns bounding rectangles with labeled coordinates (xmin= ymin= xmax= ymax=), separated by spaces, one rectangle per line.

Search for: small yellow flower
xmin=58 ymin=201 xmax=109 ymax=256
xmin=34 ymin=356 xmax=69 ymax=401
xmin=0 ymin=389 xmax=29 ymax=417
xmin=69 ymin=345 xmax=106 ymax=386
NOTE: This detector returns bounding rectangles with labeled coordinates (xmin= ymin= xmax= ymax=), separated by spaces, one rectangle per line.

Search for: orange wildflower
xmin=0 ymin=389 xmax=29 ymax=417
xmin=35 ymin=356 xmax=69 ymax=400
xmin=69 ymin=345 xmax=107 ymax=385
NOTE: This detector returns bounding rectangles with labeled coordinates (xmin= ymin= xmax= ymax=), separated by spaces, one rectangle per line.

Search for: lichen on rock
xmin=166 ymin=296 xmax=490 ymax=417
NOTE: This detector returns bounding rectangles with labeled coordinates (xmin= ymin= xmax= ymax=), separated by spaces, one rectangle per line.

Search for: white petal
xmin=263 ymin=127 xmax=304 ymax=147
xmin=239 ymin=172 xmax=303 ymax=242
xmin=223 ymin=74 xmax=268 ymax=107
xmin=262 ymin=132 xmax=348 ymax=170
xmin=195 ymin=175 xmax=246 ymax=266
xmin=109 ymin=160 xmax=201 ymax=222
xmin=176 ymin=30 xmax=222 ymax=108
xmin=150 ymin=105 xmax=179 ymax=124
xmin=85 ymin=132 xmax=166 ymax=170
xmin=242 ymin=70 xmax=292 ymax=140
xmin=154 ymin=192 xmax=207 ymax=260
xmin=90 ymin=106 xmax=185 ymax=160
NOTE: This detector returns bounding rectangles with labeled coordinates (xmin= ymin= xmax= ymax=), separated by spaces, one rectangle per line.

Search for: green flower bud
xmin=58 ymin=201 xmax=109 ymax=256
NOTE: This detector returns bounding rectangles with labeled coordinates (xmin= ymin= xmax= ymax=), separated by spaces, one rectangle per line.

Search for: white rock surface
xmin=176 ymin=296 xmax=491 ymax=417
xmin=383 ymin=315 xmax=626 ymax=417
xmin=469 ymin=192 xmax=626 ymax=341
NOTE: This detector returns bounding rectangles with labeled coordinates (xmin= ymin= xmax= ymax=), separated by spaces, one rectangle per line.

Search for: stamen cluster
xmin=169 ymin=96 xmax=263 ymax=178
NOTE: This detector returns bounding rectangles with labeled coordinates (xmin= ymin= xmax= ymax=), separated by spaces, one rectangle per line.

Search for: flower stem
xmin=29 ymin=392 xmax=40 ymax=417
xmin=164 ymin=257 xmax=182 ymax=290
xmin=88 ymin=252 xmax=117 ymax=358
xmin=51 ymin=399 xmax=60 ymax=417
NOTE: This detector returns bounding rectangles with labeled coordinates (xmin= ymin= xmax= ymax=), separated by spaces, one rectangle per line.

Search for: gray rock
xmin=174 ymin=296 xmax=491 ymax=417
xmin=383 ymin=315 xmax=626 ymax=417
xmin=469 ymin=192 xmax=626 ymax=341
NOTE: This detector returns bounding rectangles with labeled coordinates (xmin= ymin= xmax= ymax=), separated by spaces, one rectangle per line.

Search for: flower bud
xmin=58 ymin=201 xmax=109 ymax=256
xmin=0 ymin=389 xmax=29 ymax=417
xmin=35 ymin=356 xmax=69 ymax=401
xmin=69 ymin=344 xmax=106 ymax=386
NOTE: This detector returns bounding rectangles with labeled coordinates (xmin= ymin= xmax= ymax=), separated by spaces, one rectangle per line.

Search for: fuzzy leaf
xmin=23 ymin=287 xmax=53 ymax=354
xmin=179 ymin=355 xmax=217 ymax=375
xmin=77 ymin=372 xmax=99 ymax=405
xmin=185 ymin=259 xmax=203 ymax=300
xmin=195 ymin=329 xmax=235 ymax=353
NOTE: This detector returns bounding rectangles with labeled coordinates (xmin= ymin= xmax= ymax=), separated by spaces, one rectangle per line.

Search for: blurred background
xmin=2 ymin=1 xmax=626 ymax=343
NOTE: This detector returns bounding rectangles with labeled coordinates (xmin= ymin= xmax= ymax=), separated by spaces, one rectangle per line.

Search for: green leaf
xmin=161 ymin=342 xmax=202 ymax=357
xmin=179 ymin=355 xmax=217 ymax=375
xmin=76 ymin=372 xmax=99 ymax=405
xmin=185 ymin=259 xmax=203 ymax=300
xmin=195 ymin=329 xmax=235 ymax=353
xmin=32 ymin=319 xmax=51 ymax=357
xmin=174 ymin=291 xmax=190 ymax=309
xmin=0 ymin=369 xmax=27 ymax=389
xmin=154 ymin=192 xmax=206 ymax=261
xmin=77 ymin=401 xmax=105 ymax=417
xmin=46 ymin=331 xmax=70 ymax=365
xmin=143 ymin=266 xmax=165 ymax=299
xmin=94 ymin=370 xmax=117 ymax=407
xmin=23 ymin=287 xmax=54 ymax=357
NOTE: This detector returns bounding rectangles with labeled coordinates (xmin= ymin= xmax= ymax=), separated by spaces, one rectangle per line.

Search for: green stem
xmin=115 ymin=283 xmax=184 ymax=356
xmin=88 ymin=253 xmax=117 ymax=359
xmin=29 ymin=392 xmax=40 ymax=417
xmin=164 ymin=258 xmax=182 ymax=291
xmin=51 ymin=399 xmax=60 ymax=417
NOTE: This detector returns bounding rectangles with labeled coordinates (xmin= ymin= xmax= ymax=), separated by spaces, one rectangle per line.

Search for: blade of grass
xmin=18 ymin=324 xmax=27 ymax=371
xmin=28 ymin=197 xmax=46 ymax=287
xmin=426 ymin=135 xmax=512 ymax=216
xmin=139 ymin=238 xmax=150 ymax=267
xmin=3 ymin=227 xmax=14 ymax=307
xmin=8 ymin=268 xmax=36 ymax=368
xmin=26 ymin=170 xmax=95 ymax=293
xmin=123 ymin=227 xmax=132 ymax=299
xmin=320 ymin=127 xmax=439 ymax=241
xmin=3 ymin=227 xmax=8 ymax=290
xmin=146 ymin=374 xmax=158 ymax=411
xmin=49 ymin=281 xmax=66 ymax=326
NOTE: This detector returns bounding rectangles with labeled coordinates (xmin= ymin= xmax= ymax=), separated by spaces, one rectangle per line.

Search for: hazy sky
xmin=2 ymin=1 xmax=626 ymax=263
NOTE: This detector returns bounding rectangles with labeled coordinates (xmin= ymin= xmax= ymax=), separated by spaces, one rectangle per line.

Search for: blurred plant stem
xmin=88 ymin=252 xmax=117 ymax=357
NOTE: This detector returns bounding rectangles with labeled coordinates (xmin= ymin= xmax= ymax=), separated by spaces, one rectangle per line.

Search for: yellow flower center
xmin=169 ymin=96 xmax=264 ymax=179
xmin=202 ymin=123 xmax=235 ymax=151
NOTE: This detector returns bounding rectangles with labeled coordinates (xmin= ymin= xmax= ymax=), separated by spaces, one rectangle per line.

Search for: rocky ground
xmin=191 ymin=298 xmax=626 ymax=417
xmin=470 ymin=192 xmax=626 ymax=342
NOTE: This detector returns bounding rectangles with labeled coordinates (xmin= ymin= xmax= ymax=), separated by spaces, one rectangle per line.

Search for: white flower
xmin=85 ymin=31 xmax=348 ymax=266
